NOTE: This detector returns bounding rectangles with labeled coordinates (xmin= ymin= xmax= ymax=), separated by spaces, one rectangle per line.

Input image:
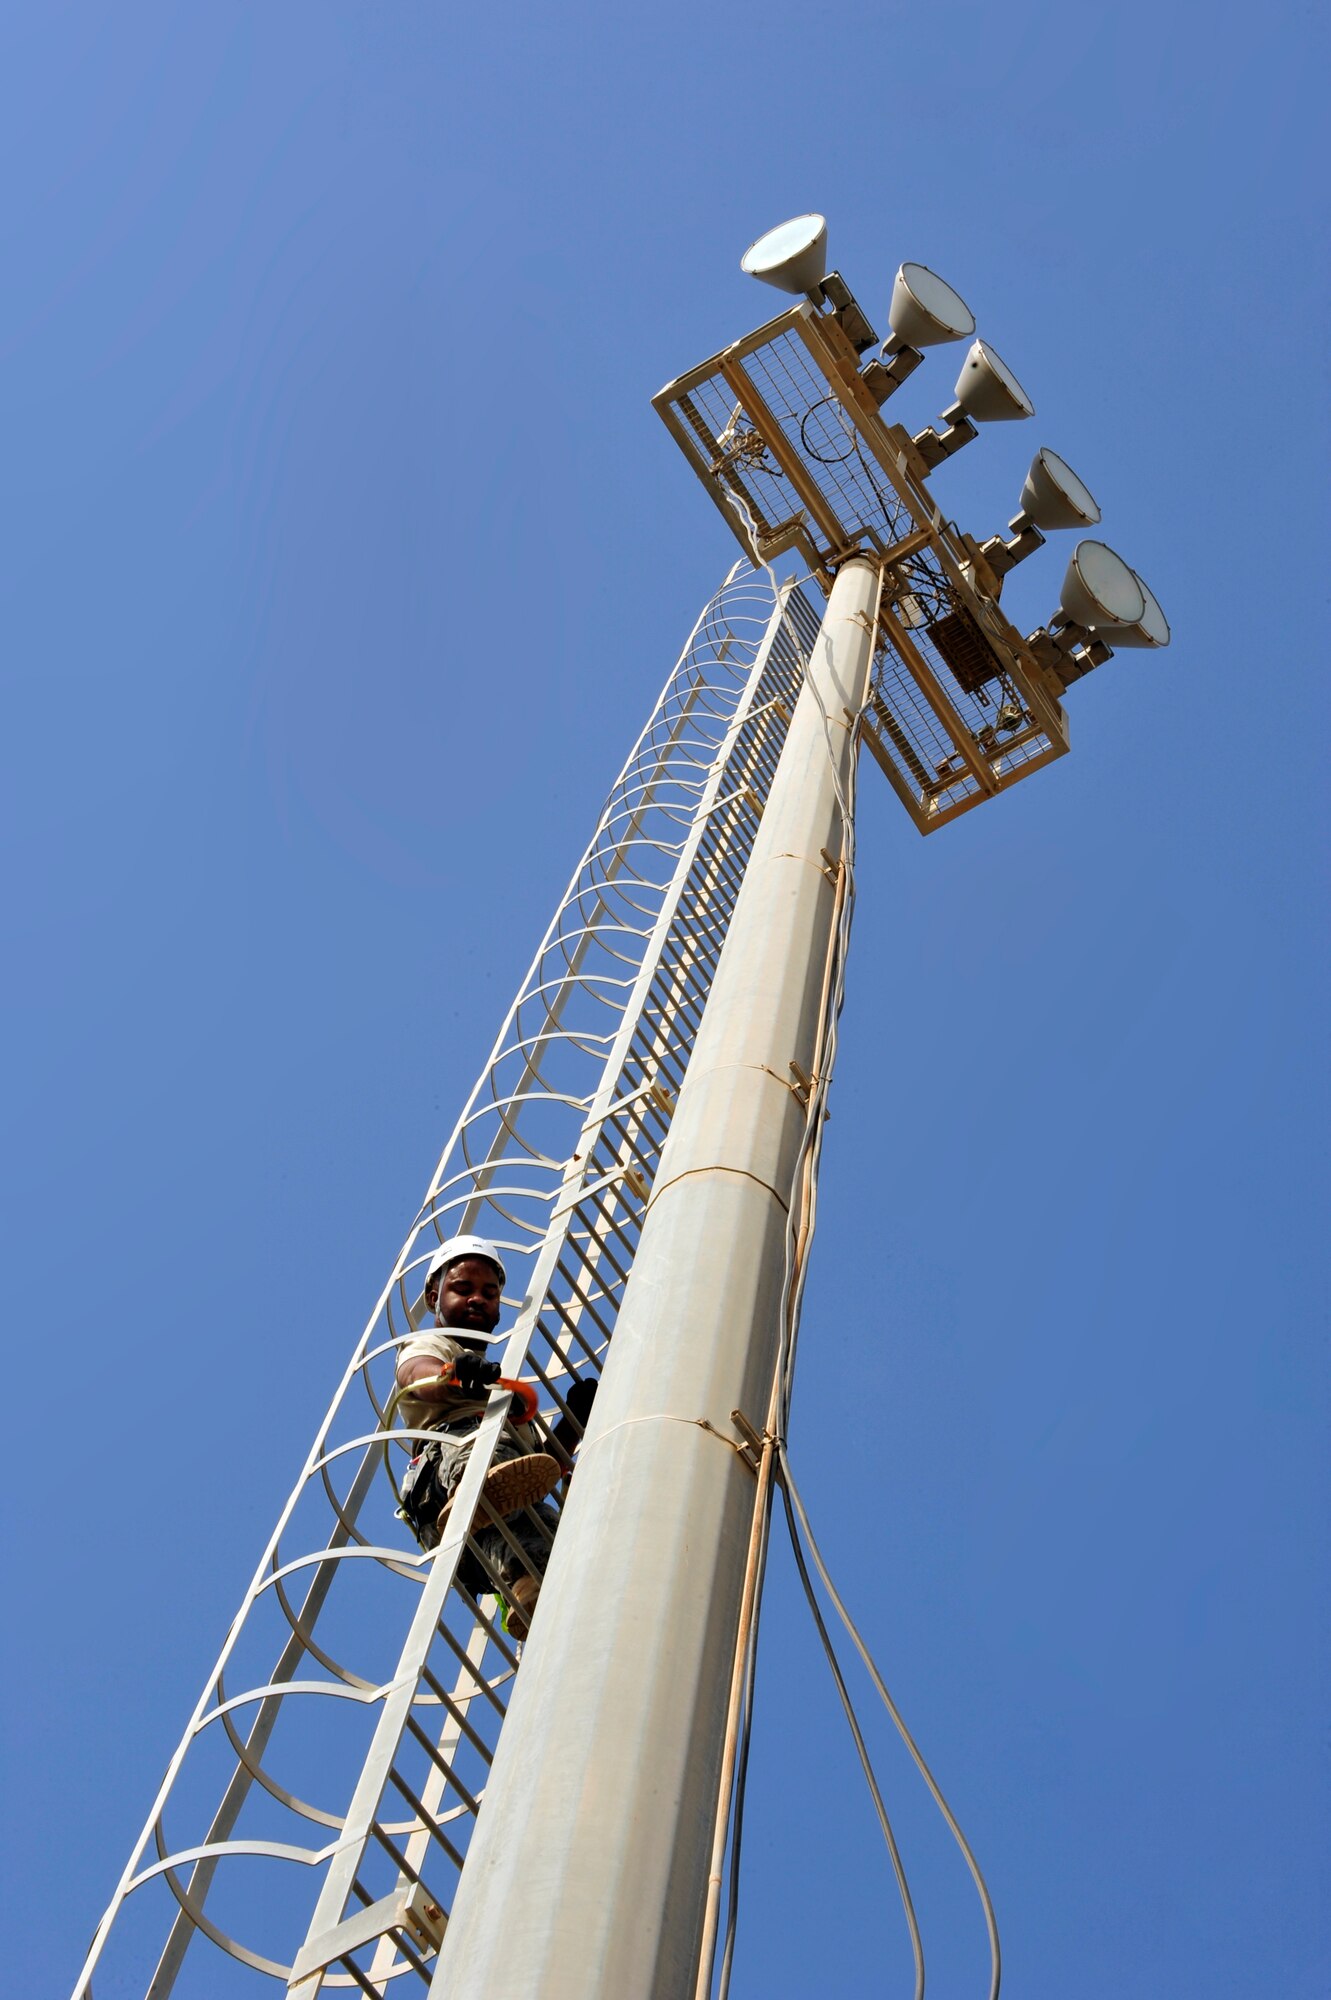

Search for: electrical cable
xmin=776 ymin=1470 xmax=924 ymax=2000
xmin=713 ymin=1459 xmax=778 ymax=2000
xmin=771 ymin=832 xmax=1002 ymax=1999
xmin=779 ymin=1451 xmax=1002 ymax=2000
xmin=767 ymin=902 xmax=1004 ymax=1998
xmin=800 ymin=395 xmax=857 ymax=466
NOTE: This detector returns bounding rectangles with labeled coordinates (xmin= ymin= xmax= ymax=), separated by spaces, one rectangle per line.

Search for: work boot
xmin=502 ymin=1573 xmax=541 ymax=1642
xmin=436 ymin=1452 xmax=561 ymax=1538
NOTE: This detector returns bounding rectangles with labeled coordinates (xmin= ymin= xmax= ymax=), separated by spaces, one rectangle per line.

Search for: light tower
xmin=74 ymin=218 xmax=1167 ymax=2000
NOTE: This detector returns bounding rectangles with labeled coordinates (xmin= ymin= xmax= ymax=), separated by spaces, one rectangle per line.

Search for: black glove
xmin=551 ymin=1373 xmax=598 ymax=1458
xmin=564 ymin=1376 xmax=598 ymax=1426
xmin=450 ymin=1350 xmax=502 ymax=1397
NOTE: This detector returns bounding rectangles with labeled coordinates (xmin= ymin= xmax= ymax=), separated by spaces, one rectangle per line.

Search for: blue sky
xmin=2 ymin=3 xmax=1326 ymax=1995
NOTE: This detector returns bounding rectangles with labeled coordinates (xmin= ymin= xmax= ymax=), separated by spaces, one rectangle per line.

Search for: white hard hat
xmin=424 ymin=1234 xmax=507 ymax=1292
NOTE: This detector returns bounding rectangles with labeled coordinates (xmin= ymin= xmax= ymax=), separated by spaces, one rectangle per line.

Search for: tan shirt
xmin=395 ymin=1331 xmax=538 ymax=1449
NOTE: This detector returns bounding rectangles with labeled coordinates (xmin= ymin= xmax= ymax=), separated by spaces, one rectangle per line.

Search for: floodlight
xmin=885 ymin=263 xmax=975 ymax=352
xmin=740 ymin=214 xmax=829 ymax=296
xmin=916 ymin=339 xmax=1034 ymax=468
xmin=950 ymin=340 xmax=1034 ymax=424
xmin=1057 ymin=540 xmax=1146 ymax=632
xmin=981 ymin=446 xmax=1102 ymax=578
xmin=1015 ymin=448 xmax=1101 ymax=533
xmin=1096 ymin=570 xmax=1170 ymax=649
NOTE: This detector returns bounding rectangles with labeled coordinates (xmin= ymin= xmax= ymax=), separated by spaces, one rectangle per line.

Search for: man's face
xmin=429 ymin=1256 xmax=502 ymax=1336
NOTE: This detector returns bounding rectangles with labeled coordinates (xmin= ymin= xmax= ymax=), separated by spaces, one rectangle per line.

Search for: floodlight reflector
xmin=1058 ymin=541 xmax=1146 ymax=631
xmin=1097 ymin=571 xmax=1170 ymax=649
xmin=952 ymin=340 xmax=1034 ymax=423
xmin=1019 ymin=448 xmax=1100 ymax=531
xmin=887 ymin=263 xmax=976 ymax=348
xmin=740 ymin=214 xmax=828 ymax=296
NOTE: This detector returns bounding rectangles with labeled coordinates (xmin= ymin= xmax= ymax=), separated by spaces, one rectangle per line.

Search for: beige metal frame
xmin=653 ymin=296 xmax=1072 ymax=833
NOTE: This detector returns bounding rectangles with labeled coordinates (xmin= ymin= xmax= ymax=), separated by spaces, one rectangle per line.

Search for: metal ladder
xmin=74 ymin=563 xmax=822 ymax=2000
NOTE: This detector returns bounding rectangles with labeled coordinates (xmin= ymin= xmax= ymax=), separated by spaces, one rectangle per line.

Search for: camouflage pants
xmin=410 ymin=1429 xmax=557 ymax=1596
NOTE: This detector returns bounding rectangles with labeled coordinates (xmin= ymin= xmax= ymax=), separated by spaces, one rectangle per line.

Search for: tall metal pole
xmin=432 ymin=556 xmax=879 ymax=1999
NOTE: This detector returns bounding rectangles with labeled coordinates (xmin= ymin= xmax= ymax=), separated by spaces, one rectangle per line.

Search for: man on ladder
xmin=394 ymin=1236 xmax=594 ymax=1638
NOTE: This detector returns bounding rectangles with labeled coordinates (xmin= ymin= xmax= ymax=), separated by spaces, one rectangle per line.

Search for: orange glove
xmin=499 ymin=1377 xmax=539 ymax=1425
